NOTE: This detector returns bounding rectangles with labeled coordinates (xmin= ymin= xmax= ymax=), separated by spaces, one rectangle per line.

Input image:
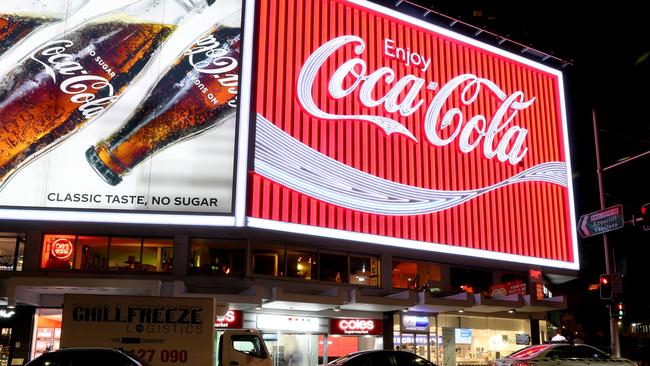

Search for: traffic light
xmin=610 ymin=301 xmax=625 ymax=319
xmin=599 ymin=274 xmax=612 ymax=300
xmin=642 ymin=203 xmax=650 ymax=228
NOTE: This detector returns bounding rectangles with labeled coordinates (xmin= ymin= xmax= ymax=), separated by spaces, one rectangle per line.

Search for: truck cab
xmin=217 ymin=329 xmax=272 ymax=366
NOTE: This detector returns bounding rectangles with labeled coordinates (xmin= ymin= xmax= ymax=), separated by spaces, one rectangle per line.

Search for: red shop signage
xmin=50 ymin=238 xmax=74 ymax=260
xmin=215 ymin=310 xmax=243 ymax=329
xmin=331 ymin=318 xmax=383 ymax=336
xmin=489 ymin=280 xmax=527 ymax=297
xmin=249 ymin=0 xmax=578 ymax=269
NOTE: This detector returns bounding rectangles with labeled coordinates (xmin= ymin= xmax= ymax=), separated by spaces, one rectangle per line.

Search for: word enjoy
xmin=297 ymin=36 xmax=535 ymax=165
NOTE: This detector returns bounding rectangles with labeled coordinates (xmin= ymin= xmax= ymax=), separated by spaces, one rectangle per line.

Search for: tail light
xmin=514 ymin=363 xmax=536 ymax=366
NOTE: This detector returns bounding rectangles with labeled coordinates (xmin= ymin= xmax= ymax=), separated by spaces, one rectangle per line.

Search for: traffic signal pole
xmin=592 ymin=109 xmax=620 ymax=357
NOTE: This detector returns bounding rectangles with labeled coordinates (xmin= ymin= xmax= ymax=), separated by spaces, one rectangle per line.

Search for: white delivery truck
xmin=216 ymin=329 xmax=272 ymax=366
xmin=60 ymin=294 xmax=272 ymax=366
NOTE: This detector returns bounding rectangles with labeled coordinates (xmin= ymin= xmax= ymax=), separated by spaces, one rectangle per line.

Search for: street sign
xmin=577 ymin=204 xmax=624 ymax=238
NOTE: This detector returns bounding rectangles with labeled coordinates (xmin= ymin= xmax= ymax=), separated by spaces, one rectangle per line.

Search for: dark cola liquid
xmin=0 ymin=20 xmax=175 ymax=184
xmin=87 ymin=26 xmax=241 ymax=185
xmin=0 ymin=13 xmax=58 ymax=57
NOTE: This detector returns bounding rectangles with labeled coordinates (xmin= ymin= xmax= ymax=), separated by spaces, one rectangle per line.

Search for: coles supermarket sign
xmin=331 ymin=318 xmax=382 ymax=336
xmin=247 ymin=0 xmax=578 ymax=269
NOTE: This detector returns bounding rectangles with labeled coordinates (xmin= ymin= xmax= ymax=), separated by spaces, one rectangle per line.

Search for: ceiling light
xmin=458 ymin=309 xmax=464 ymax=313
xmin=508 ymin=309 xmax=515 ymax=314
xmin=333 ymin=306 xmax=341 ymax=312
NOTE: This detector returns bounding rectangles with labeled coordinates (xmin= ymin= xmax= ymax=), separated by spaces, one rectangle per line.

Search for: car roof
xmin=54 ymin=348 xmax=124 ymax=353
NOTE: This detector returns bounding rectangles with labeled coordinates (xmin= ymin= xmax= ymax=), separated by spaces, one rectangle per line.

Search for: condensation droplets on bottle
xmin=86 ymin=10 xmax=241 ymax=186
xmin=0 ymin=0 xmax=214 ymax=190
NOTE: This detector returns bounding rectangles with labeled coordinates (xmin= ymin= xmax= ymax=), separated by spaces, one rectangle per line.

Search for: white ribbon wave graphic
xmin=255 ymin=114 xmax=568 ymax=216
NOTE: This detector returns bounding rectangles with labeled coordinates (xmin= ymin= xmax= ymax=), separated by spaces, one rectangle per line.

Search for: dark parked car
xmin=25 ymin=348 xmax=147 ymax=366
xmin=323 ymin=350 xmax=436 ymax=366
xmin=494 ymin=343 xmax=637 ymax=366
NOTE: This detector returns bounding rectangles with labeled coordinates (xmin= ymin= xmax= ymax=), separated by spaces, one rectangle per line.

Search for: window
xmin=450 ymin=267 xmax=492 ymax=294
xmin=41 ymin=235 xmax=76 ymax=270
xmin=108 ymin=237 xmax=142 ymax=272
xmin=319 ymin=252 xmax=348 ymax=283
xmin=252 ymin=242 xmax=285 ymax=276
xmin=189 ymin=239 xmax=245 ymax=275
xmin=248 ymin=242 xmax=379 ymax=286
xmin=141 ymin=238 xmax=174 ymax=272
xmin=232 ymin=335 xmax=266 ymax=358
xmin=41 ymin=234 xmax=173 ymax=273
xmin=392 ymin=260 xmax=441 ymax=290
xmin=0 ymin=233 xmax=24 ymax=271
xmin=287 ymin=249 xmax=317 ymax=280
xmin=73 ymin=236 xmax=109 ymax=271
xmin=349 ymin=255 xmax=379 ymax=286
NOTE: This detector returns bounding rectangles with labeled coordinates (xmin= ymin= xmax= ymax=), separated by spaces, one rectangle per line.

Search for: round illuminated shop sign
xmin=51 ymin=238 xmax=74 ymax=260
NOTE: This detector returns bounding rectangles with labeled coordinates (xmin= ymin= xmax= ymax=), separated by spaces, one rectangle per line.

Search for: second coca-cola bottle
xmin=0 ymin=0 xmax=215 ymax=190
xmin=0 ymin=0 xmax=89 ymax=59
xmin=86 ymin=11 xmax=241 ymax=186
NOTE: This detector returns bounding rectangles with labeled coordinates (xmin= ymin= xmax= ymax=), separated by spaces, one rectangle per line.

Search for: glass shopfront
xmin=254 ymin=314 xmax=323 ymax=366
xmin=322 ymin=318 xmax=383 ymax=362
xmin=394 ymin=314 xmax=535 ymax=366
xmin=30 ymin=308 xmax=62 ymax=360
xmin=394 ymin=315 xmax=439 ymax=363
xmin=0 ymin=306 xmax=35 ymax=366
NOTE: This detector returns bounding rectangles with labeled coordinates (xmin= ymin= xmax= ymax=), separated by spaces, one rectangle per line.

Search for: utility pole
xmin=592 ymin=109 xmax=620 ymax=357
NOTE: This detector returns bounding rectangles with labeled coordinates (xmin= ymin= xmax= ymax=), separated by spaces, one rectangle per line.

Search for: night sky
xmin=371 ymin=0 xmax=650 ymax=354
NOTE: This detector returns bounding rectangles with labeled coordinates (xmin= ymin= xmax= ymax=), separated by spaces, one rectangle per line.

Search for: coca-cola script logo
xmin=255 ymin=35 xmax=568 ymax=217
xmin=30 ymin=40 xmax=118 ymax=119
xmin=185 ymin=31 xmax=240 ymax=108
xmin=50 ymin=238 xmax=73 ymax=260
xmin=297 ymin=36 xmax=533 ymax=165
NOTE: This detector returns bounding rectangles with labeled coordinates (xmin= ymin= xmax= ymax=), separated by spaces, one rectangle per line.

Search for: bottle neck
xmin=101 ymin=0 xmax=207 ymax=26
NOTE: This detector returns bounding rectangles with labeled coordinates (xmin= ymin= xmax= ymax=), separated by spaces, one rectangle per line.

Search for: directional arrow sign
xmin=577 ymin=204 xmax=624 ymax=238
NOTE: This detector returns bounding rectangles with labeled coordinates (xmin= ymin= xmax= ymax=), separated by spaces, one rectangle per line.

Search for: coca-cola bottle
xmin=0 ymin=0 xmax=215 ymax=190
xmin=0 ymin=0 xmax=89 ymax=59
xmin=86 ymin=11 xmax=240 ymax=186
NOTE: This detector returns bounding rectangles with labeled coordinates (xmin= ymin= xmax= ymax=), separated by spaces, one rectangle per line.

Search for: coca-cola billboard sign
xmin=331 ymin=318 xmax=382 ymax=336
xmin=249 ymin=0 xmax=578 ymax=269
xmin=0 ymin=0 xmax=243 ymax=226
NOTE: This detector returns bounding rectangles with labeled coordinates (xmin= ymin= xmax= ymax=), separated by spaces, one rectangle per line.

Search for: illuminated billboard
xmin=0 ymin=0 xmax=242 ymax=225
xmin=247 ymin=0 xmax=579 ymax=269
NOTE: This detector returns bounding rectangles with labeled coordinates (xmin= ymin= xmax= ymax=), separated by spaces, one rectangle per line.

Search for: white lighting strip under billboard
xmin=1 ymin=209 xmax=235 ymax=226
xmin=247 ymin=217 xmax=580 ymax=270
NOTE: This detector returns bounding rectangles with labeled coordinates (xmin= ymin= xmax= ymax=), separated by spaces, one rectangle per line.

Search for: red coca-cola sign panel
xmin=248 ymin=0 xmax=578 ymax=269
xmin=331 ymin=318 xmax=382 ymax=335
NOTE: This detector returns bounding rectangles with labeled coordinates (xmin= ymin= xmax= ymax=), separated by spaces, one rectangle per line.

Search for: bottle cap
xmin=85 ymin=146 xmax=123 ymax=186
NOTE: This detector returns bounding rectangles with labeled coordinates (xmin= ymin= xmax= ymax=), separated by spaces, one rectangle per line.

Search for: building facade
xmin=0 ymin=0 xmax=577 ymax=365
